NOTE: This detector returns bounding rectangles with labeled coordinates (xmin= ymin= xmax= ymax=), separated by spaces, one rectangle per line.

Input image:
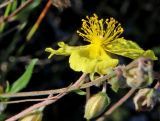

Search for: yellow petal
xmin=69 ymin=46 xmax=118 ymax=74
xmin=143 ymin=50 xmax=158 ymax=60
xmin=45 ymin=48 xmax=56 ymax=59
xmin=45 ymin=42 xmax=82 ymax=58
xmin=105 ymin=38 xmax=157 ymax=60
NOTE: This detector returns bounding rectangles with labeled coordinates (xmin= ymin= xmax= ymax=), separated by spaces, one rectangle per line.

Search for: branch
xmin=5 ymin=73 xmax=87 ymax=121
xmin=1 ymin=57 xmax=158 ymax=100
xmin=5 ymin=92 xmax=66 ymax=121
xmin=0 ymin=0 xmax=14 ymax=9
xmin=2 ymin=57 xmax=158 ymax=120
xmin=26 ymin=0 xmax=52 ymax=40
xmin=0 ymin=74 xmax=109 ymax=99
xmin=154 ymin=80 xmax=160 ymax=89
xmin=0 ymin=0 xmax=33 ymax=24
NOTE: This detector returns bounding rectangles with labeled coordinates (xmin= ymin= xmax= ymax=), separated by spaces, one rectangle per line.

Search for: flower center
xmin=77 ymin=14 xmax=124 ymax=46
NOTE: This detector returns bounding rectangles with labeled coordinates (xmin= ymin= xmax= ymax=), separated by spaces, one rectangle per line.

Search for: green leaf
xmin=9 ymin=59 xmax=38 ymax=93
xmin=5 ymin=81 xmax=10 ymax=93
xmin=0 ymin=113 xmax=8 ymax=121
xmin=11 ymin=0 xmax=18 ymax=12
xmin=73 ymin=89 xmax=86 ymax=95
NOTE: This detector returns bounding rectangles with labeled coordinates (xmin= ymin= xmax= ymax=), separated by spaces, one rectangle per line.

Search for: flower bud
xmin=133 ymin=88 xmax=157 ymax=111
xmin=0 ymin=102 xmax=7 ymax=114
xmin=19 ymin=109 xmax=43 ymax=121
xmin=84 ymin=92 xmax=110 ymax=120
xmin=123 ymin=58 xmax=153 ymax=88
xmin=0 ymin=85 xmax=7 ymax=114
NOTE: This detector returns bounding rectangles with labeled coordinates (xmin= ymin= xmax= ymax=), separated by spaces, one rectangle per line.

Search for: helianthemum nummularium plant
xmin=45 ymin=14 xmax=157 ymax=74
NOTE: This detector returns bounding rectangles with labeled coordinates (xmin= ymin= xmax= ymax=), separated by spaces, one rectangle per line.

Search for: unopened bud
xmin=84 ymin=92 xmax=110 ymax=120
xmin=0 ymin=85 xmax=7 ymax=114
xmin=123 ymin=58 xmax=153 ymax=88
xmin=0 ymin=103 xmax=7 ymax=114
xmin=19 ymin=109 xmax=43 ymax=121
xmin=133 ymin=88 xmax=157 ymax=111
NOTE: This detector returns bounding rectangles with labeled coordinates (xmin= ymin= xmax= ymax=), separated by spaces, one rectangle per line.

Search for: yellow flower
xmin=45 ymin=14 xmax=157 ymax=74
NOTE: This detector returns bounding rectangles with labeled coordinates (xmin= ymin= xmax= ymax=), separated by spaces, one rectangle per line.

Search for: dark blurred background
xmin=0 ymin=0 xmax=160 ymax=121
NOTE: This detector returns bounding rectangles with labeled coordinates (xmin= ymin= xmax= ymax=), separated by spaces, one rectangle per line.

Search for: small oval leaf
xmin=9 ymin=59 xmax=38 ymax=93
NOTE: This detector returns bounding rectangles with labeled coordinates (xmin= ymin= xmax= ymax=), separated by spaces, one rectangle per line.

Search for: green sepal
xmin=72 ymin=89 xmax=86 ymax=95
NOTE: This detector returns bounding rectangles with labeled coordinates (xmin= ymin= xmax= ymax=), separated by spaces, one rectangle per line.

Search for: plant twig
xmin=85 ymin=78 xmax=90 ymax=101
xmin=0 ymin=74 xmax=109 ymax=98
xmin=0 ymin=0 xmax=33 ymax=24
xmin=1 ymin=96 xmax=59 ymax=104
xmin=72 ymin=73 xmax=87 ymax=87
xmin=5 ymin=73 xmax=87 ymax=121
xmin=2 ymin=57 xmax=157 ymax=99
xmin=154 ymin=80 xmax=160 ymax=89
xmin=5 ymin=92 xmax=66 ymax=121
xmin=1 ymin=73 xmax=88 ymax=104
xmin=26 ymin=0 xmax=52 ymax=41
xmin=96 ymin=88 xmax=136 ymax=121
xmin=0 ymin=0 xmax=14 ymax=9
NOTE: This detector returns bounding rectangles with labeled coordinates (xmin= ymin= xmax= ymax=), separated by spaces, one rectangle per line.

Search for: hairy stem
xmin=5 ymin=73 xmax=87 ymax=121
xmin=0 ymin=74 xmax=109 ymax=99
